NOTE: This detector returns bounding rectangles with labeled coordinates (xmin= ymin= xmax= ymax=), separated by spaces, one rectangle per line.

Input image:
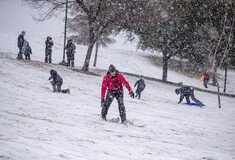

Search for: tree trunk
xmin=93 ymin=42 xmax=99 ymax=67
xmin=179 ymin=57 xmax=184 ymax=71
xmin=162 ymin=56 xmax=168 ymax=82
xmin=212 ymin=59 xmax=218 ymax=86
xmin=82 ymin=43 xmax=95 ymax=72
xmin=224 ymin=62 xmax=227 ymax=93
xmin=216 ymin=75 xmax=221 ymax=108
xmin=82 ymin=19 xmax=95 ymax=72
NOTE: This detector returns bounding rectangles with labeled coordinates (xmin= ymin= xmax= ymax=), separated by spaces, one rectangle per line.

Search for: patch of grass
xmin=145 ymin=55 xmax=203 ymax=79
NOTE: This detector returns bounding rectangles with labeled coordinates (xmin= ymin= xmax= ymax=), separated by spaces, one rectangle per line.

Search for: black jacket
xmin=177 ymin=86 xmax=193 ymax=96
xmin=204 ymin=74 xmax=210 ymax=82
xmin=18 ymin=34 xmax=24 ymax=48
xmin=45 ymin=40 xmax=54 ymax=50
xmin=49 ymin=70 xmax=63 ymax=84
xmin=65 ymin=43 xmax=76 ymax=53
xmin=134 ymin=79 xmax=145 ymax=91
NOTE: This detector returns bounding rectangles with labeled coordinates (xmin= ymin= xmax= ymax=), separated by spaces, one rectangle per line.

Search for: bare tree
xmin=68 ymin=15 xmax=116 ymax=67
xmin=24 ymin=0 xmax=147 ymax=72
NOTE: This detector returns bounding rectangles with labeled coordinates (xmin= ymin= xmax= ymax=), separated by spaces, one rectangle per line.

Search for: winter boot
xmin=198 ymin=102 xmax=203 ymax=106
xmin=101 ymin=115 xmax=106 ymax=121
xmin=66 ymin=89 xmax=70 ymax=94
xmin=45 ymin=57 xmax=48 ymax=63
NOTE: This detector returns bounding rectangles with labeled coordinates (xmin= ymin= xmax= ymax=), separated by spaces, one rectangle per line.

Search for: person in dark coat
xmin=101 ymin=64 xmax=134 ymax=123
xmin=203 ymin=72 xmax=210 ymax=88
xmin=134 ymin=75 xmax=145 ymax=99
xmin=65 ymin=39 xmax=76 ymax=67
xmin=48 ymin=69 xmax=70 ymax=94
xmin=17 ymin=31 xmax=25 ymax=59
xmin=45 ymin=36 xmax=54 ymax=63
xmin=24 ymin=42 xmax=32 ymax=60
xmin=175 ymin=86 xmax=202 ymax=105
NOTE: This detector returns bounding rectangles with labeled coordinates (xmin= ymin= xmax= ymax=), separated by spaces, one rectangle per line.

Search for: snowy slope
xmin=0 ymin=32 xmax=234 ymax=94
xmin=1 ymin=45 xmax=235 ymax=159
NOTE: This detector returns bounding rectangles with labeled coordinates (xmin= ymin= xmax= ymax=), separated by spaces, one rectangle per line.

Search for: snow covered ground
xmin=0 ymin=33 xmax=235 ymax=160
xmin=0 ymin=32 xmax=234 ymax=94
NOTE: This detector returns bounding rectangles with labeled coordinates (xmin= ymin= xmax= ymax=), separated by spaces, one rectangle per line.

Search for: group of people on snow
xmin=17 ymin=30 xmax=210 ymax=124
xmin=47 ymin=64 xmax=145 ymax=124
xmin=17 ymin=31 xmax=32 ymax=60
xmin=17 ymin=31 xmax=76 ymax=66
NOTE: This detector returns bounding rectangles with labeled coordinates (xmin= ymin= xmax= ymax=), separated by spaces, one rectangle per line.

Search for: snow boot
xmin=102 ymin=115 xmax=106 ymax=121
xmin=66 ymin=89 xmax=70 ymax=94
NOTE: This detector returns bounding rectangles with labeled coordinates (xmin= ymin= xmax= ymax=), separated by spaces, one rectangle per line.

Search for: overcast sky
xmin=0 ymin=0 xmax=64 ymax=38
xmin=0 ymin=0 xmax=138 ymax=51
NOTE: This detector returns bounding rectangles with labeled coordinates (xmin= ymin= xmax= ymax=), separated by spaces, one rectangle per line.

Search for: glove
xmin=101 ymin=98 xmax=105 ymax=108
xmin=129 ymin=91 xmax=134 ymax=98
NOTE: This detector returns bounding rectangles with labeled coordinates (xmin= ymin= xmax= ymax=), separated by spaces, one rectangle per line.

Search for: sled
xmin=184 ymin=103 xmax=205 ymax=108
xmin=199 ymin=75 xmax=204 ymax=82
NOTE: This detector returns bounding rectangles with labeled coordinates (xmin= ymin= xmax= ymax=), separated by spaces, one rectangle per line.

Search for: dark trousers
xmin=50 ymin=81 xmax=68 ymax=93
xmin=135 ymin=88 xmax=143 ymax=99
xmin=45 ymin=50 xmax=52 ymax=63
xmin=203 ymin=80 xmax=208 ymax=88
xmin=188 ymin=90 xmax=201 ymax=104
xmin=67 ymin=52 xmax=74 ymax=67
xmin=179 ymin=89 xmax=201 ymax=105
xmin=17 ymin=47 xmax=23 ymax=59
xmin=101 ymin=92 xmax=126 ymax=122
xmin=25 ymin=54 xmax=30 ymax=60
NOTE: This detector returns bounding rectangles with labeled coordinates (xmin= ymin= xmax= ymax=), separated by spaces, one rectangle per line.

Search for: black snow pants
xmin=50 ymin=81 xmax=69 ymax=93
xmin=66 ymin=52 xmax=74 ymax=67
xmin=101 ymin=92 xmax=126 ymax=122
xmin=183 ymin=89 xmax=201 ymax=104
xmin=203 ymin=80 xmax=209 ymax=88
xmin=45 ymin=49 xmax=52 ymax=63
xmin=135 ymin=87 xmax=144 ymax=99
xmin=17 ymin=46 xmax=23 ymax=59
xmin=25 ymin=54 xmax=30 ymax=60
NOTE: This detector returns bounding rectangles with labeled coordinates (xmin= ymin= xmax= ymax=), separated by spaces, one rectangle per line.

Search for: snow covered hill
xmin=0 ymin=33 xmax=235 ymax=160
xmin=0 ymin=32 xmax=235 ymax=94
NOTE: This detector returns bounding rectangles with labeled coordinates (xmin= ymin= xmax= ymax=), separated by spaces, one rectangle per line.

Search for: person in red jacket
xmin=101 ymin=64 xmax=135 ymax=123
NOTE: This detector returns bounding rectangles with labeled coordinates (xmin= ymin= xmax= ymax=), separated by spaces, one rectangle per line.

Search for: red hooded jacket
xmin=101 ymin=71 xmax=132 ymax=98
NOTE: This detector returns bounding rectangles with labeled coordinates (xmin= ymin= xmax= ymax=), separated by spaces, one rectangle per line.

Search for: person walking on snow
xmin=24 ymin=42 xmax=32 ymax=60
xmin=203 ymin=72 xmax=210 ymax=88
xmin=175 ymin=86 xmax=202 ymax=105
xmin=134 ymin=75 xmax=145 ymax=99
xmin=17 ymin=31 xmax=25 ymax=59
xmin=45 ymin=36 xmax=54 ymax=63
xmin=101 ymin=65 xmax=135 ymax=123
xmin=48 ymin=69 xmax=70 ymax=94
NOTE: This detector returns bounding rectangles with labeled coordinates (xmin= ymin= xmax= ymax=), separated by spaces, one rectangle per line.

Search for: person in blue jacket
xmin=24 ymin=42 xmax=32 ymax=60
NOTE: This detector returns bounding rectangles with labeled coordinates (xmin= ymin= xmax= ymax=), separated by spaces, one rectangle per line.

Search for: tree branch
xmin=76 ymin=0 xmax=89 ymax=15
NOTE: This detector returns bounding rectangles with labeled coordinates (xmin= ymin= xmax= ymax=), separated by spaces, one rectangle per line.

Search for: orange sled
xmin=199 ymin=75 xmax=204 ymax=82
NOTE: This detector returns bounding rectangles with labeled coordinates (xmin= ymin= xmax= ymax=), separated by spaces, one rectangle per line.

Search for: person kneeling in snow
xmin=101 ymin=64 xmax=134 ymax=123
xmin=48 ymin=69 xmax=70 ymax=94
xmin=175 ymin=86 xmax=202 ymax=105
xmin=134 ymin=75 xmax=145 ymax=99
